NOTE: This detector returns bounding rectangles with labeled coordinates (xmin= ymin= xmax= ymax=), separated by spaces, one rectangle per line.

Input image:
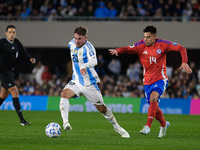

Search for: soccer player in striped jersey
xmin=59 ymin=26 xmax=130 ymax=138
xmin=109 ymin=25 xmax=192 ymax=137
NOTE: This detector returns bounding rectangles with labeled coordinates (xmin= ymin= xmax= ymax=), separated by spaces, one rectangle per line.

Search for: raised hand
xmin=108 ymin=49 xmax=118 ymax=56
xmin=179 ymin=63 xmax=193 ymax=74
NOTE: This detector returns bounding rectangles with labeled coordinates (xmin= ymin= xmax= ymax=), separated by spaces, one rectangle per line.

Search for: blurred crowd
xmin=0 ymin=0 xmax=200 ymax=21
xmin=10 ymin=55 xmax=200 ymax=99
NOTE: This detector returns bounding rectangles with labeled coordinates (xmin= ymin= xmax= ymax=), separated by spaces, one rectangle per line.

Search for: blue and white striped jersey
xmin=68 ymin=39 xmax=100 ymax=86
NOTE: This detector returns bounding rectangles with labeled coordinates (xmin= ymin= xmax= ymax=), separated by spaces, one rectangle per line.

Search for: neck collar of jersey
xmin=5 ymin=37 xmax=14 ymax=44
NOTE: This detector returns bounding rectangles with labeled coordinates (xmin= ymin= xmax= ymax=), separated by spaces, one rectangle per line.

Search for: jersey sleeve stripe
xmin=85 ymin=41 xmax=93 ymax=51
xmin=134 ymin=40 xmax=145 ymax=47
xmin=156 ymin=39 xmax=171 ymax=45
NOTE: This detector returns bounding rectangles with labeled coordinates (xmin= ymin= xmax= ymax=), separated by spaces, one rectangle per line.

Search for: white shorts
xmin=64 ymin=81 xmax=104 ymax=105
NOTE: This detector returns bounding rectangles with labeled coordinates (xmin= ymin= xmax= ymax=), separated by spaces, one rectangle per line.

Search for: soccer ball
xmin=45 ymin=122 xmax=61 ymax=138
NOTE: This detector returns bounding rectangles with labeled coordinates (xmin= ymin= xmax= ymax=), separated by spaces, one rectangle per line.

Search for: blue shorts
xmin=144 ymin=79 xmax=168 ymax=104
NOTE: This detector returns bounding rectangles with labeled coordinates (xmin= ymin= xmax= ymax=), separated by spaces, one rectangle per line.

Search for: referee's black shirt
xmin=0 ymin=38 xmax=31 ymax=72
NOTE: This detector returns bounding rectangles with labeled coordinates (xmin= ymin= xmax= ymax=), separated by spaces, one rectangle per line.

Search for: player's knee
xmin=10 ymin=89 xmax=19 ymax=97
xmin=98 ymin=105 xmax=107 ymax=114
xmin=150 ymin=96 xmax=157 ymax=102
xmin=61 ymin=89 xmax=75 ymax=99
xmin=61 ymin=91 xmax=66 ymax=98
xmin=150 ymin=92 xmax=159 ymax=102
xmin=61 ymin=90 xmax=69 ymax=99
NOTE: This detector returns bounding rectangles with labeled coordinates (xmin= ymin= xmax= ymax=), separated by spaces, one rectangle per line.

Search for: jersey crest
xmin=156 ymin=49 xmax=162 ymax=54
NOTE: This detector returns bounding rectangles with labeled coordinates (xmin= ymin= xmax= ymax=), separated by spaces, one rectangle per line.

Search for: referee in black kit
xmin=0 ymin=25 xmax=36 ymax=126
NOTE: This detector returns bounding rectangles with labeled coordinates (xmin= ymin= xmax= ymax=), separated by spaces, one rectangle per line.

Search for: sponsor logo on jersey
xmin=143 ymin=51 xmax=148 ymax=54
xmin=156 ymin=49 xmax=162 ymax=54
xmin=12 ymin=47 xmax=15 ymax=50
xmin=172 ymin=42 xmax=178 ymax=46
xmin=69 ymin=81 xmax=75 ymax=85
xmin=129 ymin=44 xmax=135 ymax=48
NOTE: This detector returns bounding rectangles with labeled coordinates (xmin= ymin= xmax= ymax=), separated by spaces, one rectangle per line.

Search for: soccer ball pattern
xmin=45 ymin=122 xmax=61 ymax=138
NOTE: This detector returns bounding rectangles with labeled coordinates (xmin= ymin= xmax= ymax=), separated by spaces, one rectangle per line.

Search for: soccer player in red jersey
xmin=109 ymin=25 xmax=192 ymax=137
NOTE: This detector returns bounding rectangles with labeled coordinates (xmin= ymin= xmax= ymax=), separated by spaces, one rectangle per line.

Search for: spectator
xmin=94 ymin=1 xmax=109 ymax=18
xmin=63 ymin=5 xmax=77 ymax=16
xmin=7 ymin=59 xmax=200 ymax=99
xmin=182 ymin=2 xmax=193 ymax=22
xmin=126 ymin=61 xmax=141 ymax=82
xmin=20 ymin=6 xmax=30 ymax=20
xmin=40 ymin=0 xmax=49 ymax=15
xmin=153 ymin=7 xmax=163 ymax=20
xmin=96 ymin=54 xmax=106 ymax=77
xmin=60 ymin=0 xmax=67 ymax=7
xmin=23 ymin=81 xmax=35 ymax=95
xmin=0 ymin=0 xmax=200 ymax=21
xmin=32 ymin=61 xmax=45 ymax=86
xmin=47 ymin=9 xmax=57 ymax=21
xmin=146 ymin=3 xmax=155 ymax=16
xmin=174 ymin=3 xmax=182 ymax=16
xmin=108 ymin=2 xmax=117 ymax=18
xmin=114 ymin=0 xmax=124 ymax=16
xmin=86 ymin=4 xmax=94 ymax=16
xmin=137 ymin=3 xmax=146 ymax=16
xmin=108 ymin=58 xmax=121 ymax=78
xmin=41 ymin=65 xmax=51 ymax=83
xmin=126 ymin=64 xmax=135 ymax=81
xmin=118 ymin=5 xmax=127 ymax=18
xmin=166 ymin=66 xmax=173 ymax=78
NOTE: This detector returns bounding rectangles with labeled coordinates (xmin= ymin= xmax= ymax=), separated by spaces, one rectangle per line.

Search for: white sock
xmin=60 ymin=97 xmax=69 ymax=124
xmin=102 ymin=107 xmax=119 ymax=128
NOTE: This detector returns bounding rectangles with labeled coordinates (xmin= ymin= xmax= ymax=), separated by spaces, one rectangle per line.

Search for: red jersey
xmin=116 ymin=39 xmax=188 ymax=85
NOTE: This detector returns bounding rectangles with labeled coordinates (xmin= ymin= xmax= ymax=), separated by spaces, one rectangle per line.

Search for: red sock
xmin=146 ymin=102 xmax=157 ymax=128
xmin=155 ymin=108 xmax=166 ymax=127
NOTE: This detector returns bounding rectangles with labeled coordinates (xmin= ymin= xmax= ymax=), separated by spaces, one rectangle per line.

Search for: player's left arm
xmin=18 ymin=39 xmax=36 ymax=64
xmin=80 ymin=48 xmax=97 ymax=76
xmin=168 ymin=42 xmax=192 ymax=74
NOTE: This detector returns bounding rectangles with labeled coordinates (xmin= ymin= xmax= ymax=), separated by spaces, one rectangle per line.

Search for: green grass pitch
xmin=0 ymin=111 xmax=200 ymax=150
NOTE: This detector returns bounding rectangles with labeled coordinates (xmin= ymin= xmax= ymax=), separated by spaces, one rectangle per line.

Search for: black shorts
xmin=0 ymin=70 xmax=15 ymax=90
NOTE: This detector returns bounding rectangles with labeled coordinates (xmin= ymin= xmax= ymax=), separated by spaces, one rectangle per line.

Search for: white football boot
xmin=114 ymin=126 xmax=130 ymax=138
xmin=63 ymin=122 xmax=72 ymax=131
xmin=158 ymin=121 xmax=170 ymax=138
xmin=140 ymin=125 xmax=150 ymax=135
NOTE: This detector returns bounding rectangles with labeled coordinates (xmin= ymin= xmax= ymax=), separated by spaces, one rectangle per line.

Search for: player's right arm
xmin=108 ymin=40 xmax=144 ymax=56
xmin=109 ymin=49 xmax=119 ymax=56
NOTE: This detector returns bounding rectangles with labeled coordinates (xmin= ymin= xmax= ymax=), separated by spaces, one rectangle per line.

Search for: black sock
xmin=13 ymin=98 xmax=25 ymax=122
xmin=0 ymin=98 xmax=5 ymax=106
